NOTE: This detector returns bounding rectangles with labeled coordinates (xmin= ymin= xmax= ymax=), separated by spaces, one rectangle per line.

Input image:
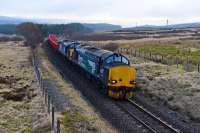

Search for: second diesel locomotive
xmin=48 ymin=35 xmax=136 ymax=99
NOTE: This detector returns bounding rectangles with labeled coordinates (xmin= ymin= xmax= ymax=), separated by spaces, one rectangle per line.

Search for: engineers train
xmin=48 ymin=34 xmax=136 ymax=99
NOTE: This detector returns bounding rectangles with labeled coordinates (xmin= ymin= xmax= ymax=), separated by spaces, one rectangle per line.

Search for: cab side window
xmin=122 ymin=57 xmax=129 ymax=65
xmin=106 ymin=56 xmax=114 ymax=64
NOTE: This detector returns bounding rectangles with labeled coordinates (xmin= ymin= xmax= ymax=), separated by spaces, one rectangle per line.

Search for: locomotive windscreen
xmin=105 ymin=54 xmax=129 ymax=65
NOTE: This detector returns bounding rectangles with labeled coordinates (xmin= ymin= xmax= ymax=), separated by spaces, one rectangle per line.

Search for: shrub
xmin=101 ymin=43 xmax=119 ymax=52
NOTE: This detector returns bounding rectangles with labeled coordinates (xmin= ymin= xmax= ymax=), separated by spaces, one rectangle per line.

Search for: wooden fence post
xmin=198 ymin=64 xmax=200 ymax=72
xmin=138 ymin=50 xmax=140 ymax=57
xmin=57 ymin=119 xmax=60 ymax=133
xmin=150 ymin=52 xmax=152 ymax=60
xmin=48 ymin=95 xmax=51 ymax=114
xmin=52 ymin=106 xmax=55 ymax=129
xmin=42 ymin=84 xmax=45 ymax=96
xmin=186 ymin=57 xmax=189 ymax=71
xmin=135 ymin=49 xmax=136 ymax=56
xmin=177 ymin=59 xmax=179 ymax=68
xmin=41 ymin=77 xmax=43 ymax=91
xmin=45 ymin=91 xmax=47 ymax=105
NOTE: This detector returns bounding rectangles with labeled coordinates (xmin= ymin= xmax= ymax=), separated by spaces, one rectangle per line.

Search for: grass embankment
xmin=60 ymin=110 xmax=97 ymax=133
xmin=36 ymin=46 xmax=100 ymax=133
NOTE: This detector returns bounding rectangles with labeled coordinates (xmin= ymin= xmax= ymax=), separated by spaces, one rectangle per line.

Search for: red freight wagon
xmin=48 ymin=34 xmax=59 ymax=49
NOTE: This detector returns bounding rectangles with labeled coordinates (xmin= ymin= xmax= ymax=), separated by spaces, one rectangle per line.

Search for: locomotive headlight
xmin=110 ymin=80 xmax=117 ymax=84
xmin=130 ymin=80 xmax=136 ymax=84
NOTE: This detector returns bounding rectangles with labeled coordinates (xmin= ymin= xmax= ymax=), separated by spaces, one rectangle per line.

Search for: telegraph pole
xmin=166 ymin=19 xmax=169 ymax=27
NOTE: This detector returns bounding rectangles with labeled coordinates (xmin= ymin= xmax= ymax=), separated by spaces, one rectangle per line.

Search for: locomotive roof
xmin=74 ymin=42 xmax=117 ymax=60
xmin=59 ymin=40 xmax=80 ymax=47
xmin=84 ymin=46 xmax=114 ymax=59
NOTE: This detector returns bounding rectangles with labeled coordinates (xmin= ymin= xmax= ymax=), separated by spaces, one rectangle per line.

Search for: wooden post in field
xmin=57 ymin=119 xmax=60 ymax=133
xmin=155 ymin=55 xmax=157 ymax=62
xmin=198 ymin=64 xmax=200 ymax=72
xmin=138 ymin=50 xmax=140 ymax=57
xmin=187 ymin=57 xmax=189 ymax=71
xmin=52 ymin=106 xmax=55 ymax=129
xmin=150 ymin=52 xmax=152 ymax=60
xmin=177 ymin=58 xmax=179 ymax=68
xmin=45 ymin=91 xmax=47 ymax=105
xmin=48 ymin=95 xmax=51 ymax=114
xmin=131 ymin=49 xmax=133 ymax=56
xmin=135 ymin=49 xmax=137 ymax=57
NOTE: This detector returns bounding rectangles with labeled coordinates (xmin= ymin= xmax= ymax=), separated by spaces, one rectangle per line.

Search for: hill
xmin=123 ymin=23 xmax=200 ymax=31
xmin=83 ymin=23 xmax=122 ymax=31
xmin=0 ymin=16 xmax=66 ymax=25
xmin=0 ymin=16 xmax=27 ymax=25
xmin=0 ymin=16 xmax=122 ymax=32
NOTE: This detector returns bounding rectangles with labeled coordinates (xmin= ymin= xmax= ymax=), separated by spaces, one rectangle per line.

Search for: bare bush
xmin=101 ymin=43 xmax=119 ymax=52
xmin=17 ymin=22 xmax=43 ymax=49
xmin=10 ymin=36 xmax=23 ymax=41
xmin=0 ymin=36 xmax=10 ymax=42
xmin=0 ymin=36 xmax=23 ymax=42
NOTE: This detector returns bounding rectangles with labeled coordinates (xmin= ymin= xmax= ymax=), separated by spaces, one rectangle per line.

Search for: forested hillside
xmin=0 ymin=23 xmax=93 ymax=37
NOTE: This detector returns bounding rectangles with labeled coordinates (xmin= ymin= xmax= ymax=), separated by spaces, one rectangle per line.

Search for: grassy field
xmin=134 ymin=44 xmax=200 ymax=63
xmin=91 ymin=37 xmax=200 ymax=64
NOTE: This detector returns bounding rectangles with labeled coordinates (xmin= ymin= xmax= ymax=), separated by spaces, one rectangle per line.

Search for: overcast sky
xmin=1 ymin=0 xmax=200 ymax=27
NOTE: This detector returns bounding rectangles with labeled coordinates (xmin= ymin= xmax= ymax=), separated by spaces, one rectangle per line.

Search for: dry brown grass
xmin=0 ymin=41 xmax=50 ymax=132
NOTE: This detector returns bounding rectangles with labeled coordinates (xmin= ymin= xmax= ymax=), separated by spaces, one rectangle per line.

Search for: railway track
xmin=44 ymin=44 xmax=152 ymax=132
xmin=44 ymin=44 xmax=184 ymax=133
xmin=117 ymin=99 xmax=180 ymax=133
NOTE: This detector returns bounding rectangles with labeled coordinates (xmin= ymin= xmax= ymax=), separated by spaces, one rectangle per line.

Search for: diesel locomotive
xmin=48 ymin=34 xmax=136 ymax=99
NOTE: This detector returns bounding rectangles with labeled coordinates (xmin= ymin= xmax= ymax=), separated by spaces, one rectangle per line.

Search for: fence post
xmin=138 ymin=50 xmax=140 ymax=57
xmin=155 ymin=55 xmax=157 ymax=62
xmin=48 ymin=94 xmax=51 ymax=114
xmin=40 ymin=72 xmax=42 ymax=88
xmin=41 ymin=77 xmax=43 ymax=91
xmin=37 ymin=68 xmax=40 ymax=83
xmin=135 ymin=49 xmax=137 ymax=57
xmin=198 ymin=64 xmax=200 ymax=72
xmin=187 ymin=57 xmax=190 ymax=71
xmin=150 ymin=52 xmax=152 ymax=60
xmin=52 ymin=106 xmax=55 ymax=129
xmin=57 ymin=119 xmax=60 ymax=133
xmin=177 ymin=59 xmax=179 ymax=68
xmin=152 ymin=54 xmax=154 ymax=61
xmin=45 ymin=91 xmax=47 ymax=105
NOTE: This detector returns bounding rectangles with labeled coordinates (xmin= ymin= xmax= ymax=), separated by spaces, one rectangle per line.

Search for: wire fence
xmin=118 ymin=48 xmax=200 ymax=73
xmin=32 ymin=53 xmax=61 ymax=133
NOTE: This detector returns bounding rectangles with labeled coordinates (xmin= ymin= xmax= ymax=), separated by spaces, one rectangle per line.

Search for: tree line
xmin=0 ymin=22 xmax=93 ymax=49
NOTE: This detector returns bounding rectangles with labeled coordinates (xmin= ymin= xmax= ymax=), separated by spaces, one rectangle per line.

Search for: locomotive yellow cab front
xmin=108 ymin=66 xmax=136 ymax=99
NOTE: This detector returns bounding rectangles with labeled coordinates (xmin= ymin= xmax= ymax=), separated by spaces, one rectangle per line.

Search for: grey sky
xmin=0 ymin=0 xmax=199 ymax=27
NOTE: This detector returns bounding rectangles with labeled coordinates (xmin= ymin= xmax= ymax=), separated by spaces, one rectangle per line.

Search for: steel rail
xmin=118 ymin=103 xmax=157 ymax=133
xmin=127 ymin=99 xmax=180 ymax=133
